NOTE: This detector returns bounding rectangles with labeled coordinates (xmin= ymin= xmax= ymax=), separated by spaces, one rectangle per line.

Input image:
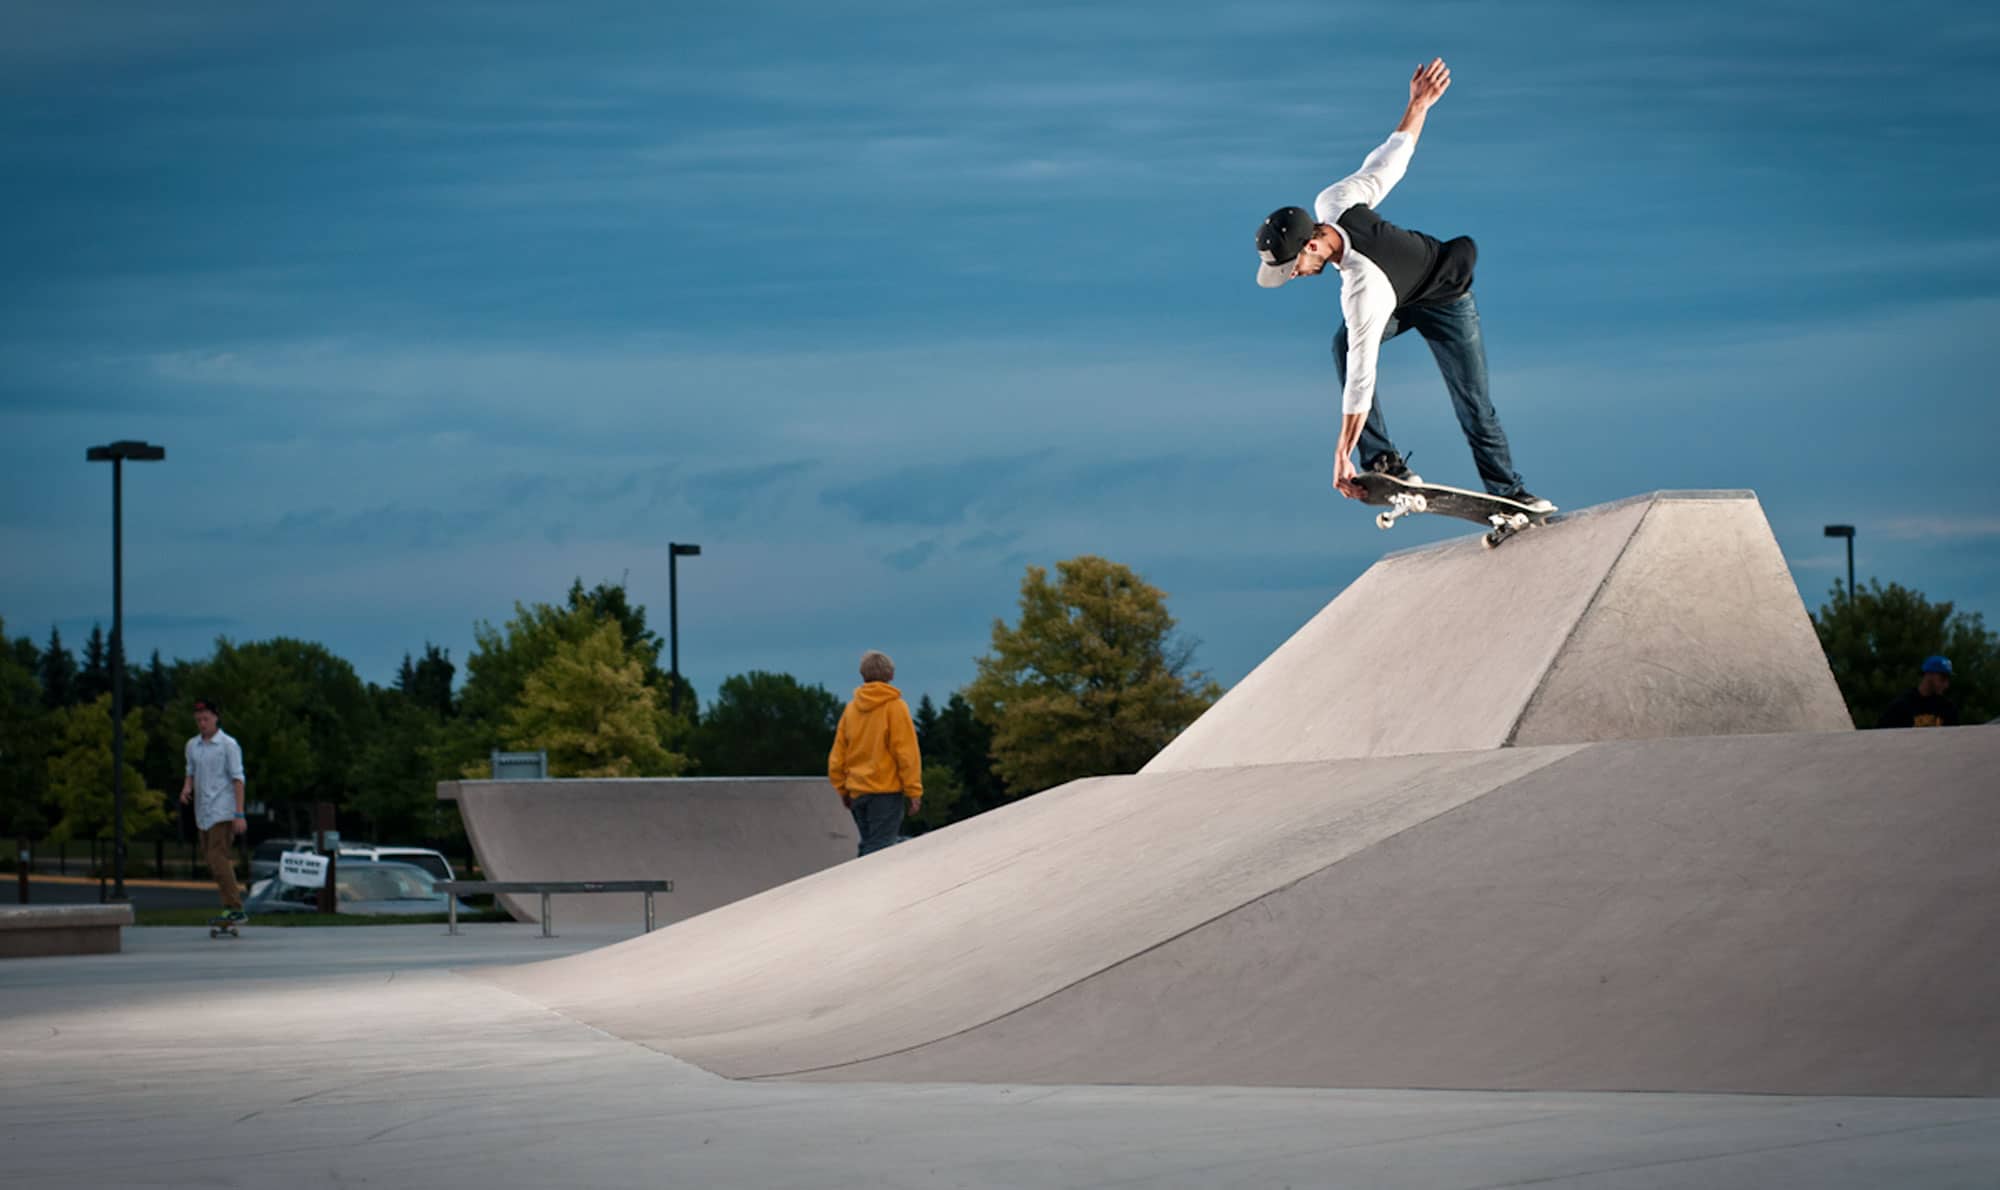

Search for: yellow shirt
xmin=828 ymin=682 xmax=923 ymax=799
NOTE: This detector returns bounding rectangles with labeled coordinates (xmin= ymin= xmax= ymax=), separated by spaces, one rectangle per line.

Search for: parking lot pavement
xmin=3 ymin=877 xmax=220 ymax=911
xmin=3 ymin=925 xmax=1997 ymax=1189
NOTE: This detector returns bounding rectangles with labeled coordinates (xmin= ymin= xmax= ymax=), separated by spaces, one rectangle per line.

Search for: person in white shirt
xmin=1255 ymin=58 xmax=1553 ymax=514
xmin=180 ymin=698 xmax=248 ymax=920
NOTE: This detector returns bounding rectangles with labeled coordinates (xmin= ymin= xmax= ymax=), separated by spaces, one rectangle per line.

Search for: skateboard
xmin=1352 ymin=473 xmax=1554 ymax=549
xmin=208 ymin=915 xmax=243 ymax=939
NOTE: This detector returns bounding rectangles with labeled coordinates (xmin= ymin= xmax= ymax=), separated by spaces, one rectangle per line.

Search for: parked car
xmin=243 ymin=859 xmax=474 ymax=917
xmin=334 ymin=845 xmax=454 ymax=882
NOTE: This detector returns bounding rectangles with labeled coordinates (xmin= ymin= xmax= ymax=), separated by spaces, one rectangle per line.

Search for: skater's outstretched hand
xmin=1409 ymin=58 xmax=1451 ymax=109
xmin=1334 ymin=453 xmax=1365 ymax=500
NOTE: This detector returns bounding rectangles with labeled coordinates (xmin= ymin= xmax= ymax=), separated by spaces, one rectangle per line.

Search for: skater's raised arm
xmin=1314 ymin=59 xmax=1449 ymax=219
xmin=1396 ymin=58 xmax=1451 ymax=140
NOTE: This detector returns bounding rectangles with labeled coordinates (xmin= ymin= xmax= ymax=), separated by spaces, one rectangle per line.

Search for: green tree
xmin=967 ymin=556 xmax=1221 ymax=794
xmin=45 ymin=694 xmax=166 ymax=843
xmin=905 ymin=763 xmax=965 ymax=835
xmin=1813 ymin=579 xmax=1997 ymax=726
xmin=39 ymin=626 xmax=76 ymax=710
xmin=351 ymin=685 xmax=454 ymax=841
xmin=76 ymin=624 xmax=112 ymax=705
xmin=693 ymin=671 xmax=843 ymax=775
xmin=395 ymin=642 xmax=457 ymax=720
xmin=0 ymin=616 xmax=51 ymax=838
xmin=503 ymin=619 xmax=688 ymax=777
xmin=173 ymin=638 xmax=376 ymax=830
xmin=918 ymin=692 xmax=1009 ymax=818
xmin=451 ymin=581 xmax=692 ymax=777
xmin=132 ymin=650 xmax=183 ymax=823
xmin=9 ymin=632 xmax=37 ymax=677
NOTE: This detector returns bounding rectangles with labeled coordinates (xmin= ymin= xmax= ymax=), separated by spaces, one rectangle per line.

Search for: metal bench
xmin=437 ymin=880 xmax=672 ymax=938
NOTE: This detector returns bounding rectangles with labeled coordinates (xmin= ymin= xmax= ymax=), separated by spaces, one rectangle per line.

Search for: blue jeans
xmin=849 ymin=794 xmax=906 ymax=857
xmin=1332 ymin=292 xmax=1526 ymax=497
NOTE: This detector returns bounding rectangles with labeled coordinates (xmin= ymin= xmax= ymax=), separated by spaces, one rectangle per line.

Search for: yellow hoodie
xmin=828 ymin=682 xmax=923 ymax=800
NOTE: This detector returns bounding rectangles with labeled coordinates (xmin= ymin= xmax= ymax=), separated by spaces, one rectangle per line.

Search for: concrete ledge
xmin=0 ymin=903 xmax=135 ymax=958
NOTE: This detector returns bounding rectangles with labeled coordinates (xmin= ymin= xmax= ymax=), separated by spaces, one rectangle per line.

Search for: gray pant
xmin=849 ymin=794 xmax=907 ymax=857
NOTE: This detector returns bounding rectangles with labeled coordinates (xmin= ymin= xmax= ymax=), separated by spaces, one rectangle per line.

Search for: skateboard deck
xmin=208 ymin=916 xmax=243 ymax=939
xmin=1352 ymin=473 xmax=1554 ymax=549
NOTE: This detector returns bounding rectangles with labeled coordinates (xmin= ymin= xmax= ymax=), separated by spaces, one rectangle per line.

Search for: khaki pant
xmin=202 ymin=822 xmax=243 ymax=911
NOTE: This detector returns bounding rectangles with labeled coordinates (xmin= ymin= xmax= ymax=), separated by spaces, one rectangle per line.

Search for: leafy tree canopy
xmin=1813 ymin=579 xmax=1996 ymax=726
xmin=46 ymin=694 xmax=165 ymax=842
xmin=967 ymin=556 xmax=1219 ymax=794
xmin=503 ymin=619 xmax=687 ymax=777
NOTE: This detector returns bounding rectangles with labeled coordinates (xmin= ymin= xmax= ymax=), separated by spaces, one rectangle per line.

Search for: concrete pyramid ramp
xmin=479 ymin=727 xmax=2000 ymax=1095
xmin=1145 ymin=491 xmax=1851 ymax=772
xmin=439 ymin=778 xmax=856 ymax=926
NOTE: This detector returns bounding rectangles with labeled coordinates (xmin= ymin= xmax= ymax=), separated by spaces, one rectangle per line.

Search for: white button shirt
xmin=185 ymin=729 xmax=246 ymax=830
xmin=1314 ymin=131 xmax=1419 ymax=417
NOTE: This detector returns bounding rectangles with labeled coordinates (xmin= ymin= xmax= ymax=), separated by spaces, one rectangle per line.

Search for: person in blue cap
xmin=1876 ymin=656 xmax=1958 ymax=728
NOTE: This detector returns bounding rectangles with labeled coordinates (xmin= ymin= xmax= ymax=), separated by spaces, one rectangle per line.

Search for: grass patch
xmin=135 ymin=907 xmax=515 ymax=927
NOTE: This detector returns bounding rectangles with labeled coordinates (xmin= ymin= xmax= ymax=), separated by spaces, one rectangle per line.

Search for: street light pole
xmin=86 ymin=441 xmax=165 ymax=903
xmin=1823 ymin=524 xmax=1856 ymax=605
xmin=668 ymin=543 xmax=702 ymax=716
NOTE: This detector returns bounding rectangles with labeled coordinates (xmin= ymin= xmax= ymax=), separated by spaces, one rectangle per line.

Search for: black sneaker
xmin=1505 ymin=490 xmax=1556 ymax=514
xmin=1364 ymin=452 xmax=1423 ymax=485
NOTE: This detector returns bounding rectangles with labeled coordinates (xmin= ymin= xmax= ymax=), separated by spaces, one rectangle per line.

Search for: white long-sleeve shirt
xmin=1313 ymin=132 xmax=1420 ymax=417
xmin=186 ymin=730 xmax=246 ymax=830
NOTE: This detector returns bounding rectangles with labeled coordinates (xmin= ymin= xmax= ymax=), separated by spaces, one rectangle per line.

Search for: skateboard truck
xmin=1374 ymin=491 xmax=1429 ymax=530
xmin=1482 ymin=511 xmax=1533 ymax=550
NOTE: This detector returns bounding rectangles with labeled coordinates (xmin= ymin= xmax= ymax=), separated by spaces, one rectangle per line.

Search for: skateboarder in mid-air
xmin=1255 ymin=58 xmax=1553 ymax=515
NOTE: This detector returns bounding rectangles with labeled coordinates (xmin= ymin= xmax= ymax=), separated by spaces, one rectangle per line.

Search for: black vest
xmin=1336 ymin=204 xmax=1477 ymax=309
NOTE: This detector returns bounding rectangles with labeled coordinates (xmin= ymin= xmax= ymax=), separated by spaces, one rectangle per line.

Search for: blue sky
xmin=4 ymin=0 xmax=1997 ymax=708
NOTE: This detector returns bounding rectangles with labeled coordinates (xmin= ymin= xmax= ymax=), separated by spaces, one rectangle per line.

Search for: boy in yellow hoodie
xmin=828 ymin=650 xmax=924 ymax=857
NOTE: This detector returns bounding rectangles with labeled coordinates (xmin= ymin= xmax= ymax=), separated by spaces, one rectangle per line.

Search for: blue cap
xmin=1922 ymin=655 xmax=1953 ymax=676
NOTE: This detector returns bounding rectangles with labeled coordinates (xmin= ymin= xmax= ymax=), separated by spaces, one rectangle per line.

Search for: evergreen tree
xmin=39 ymin=626 xmax=77 ymax=710
xmin=933 ymin=692 xmax=1009 ymax=814
xmin=136 ymin=650 xmax=174 ymax=710
xmin=134 ymin=651 xmax=181 ymax=826
xmin=77 ymin=625 xmax=110 ymax=704
xmin=693 ymin=671 xmax=843 ymax=776
xmin=395 ymin=642 xmax=456 ymax=720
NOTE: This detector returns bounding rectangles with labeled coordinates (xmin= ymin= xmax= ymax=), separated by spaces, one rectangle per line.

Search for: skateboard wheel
xmin=1375 ymin=512 xmax=1395 ymax=530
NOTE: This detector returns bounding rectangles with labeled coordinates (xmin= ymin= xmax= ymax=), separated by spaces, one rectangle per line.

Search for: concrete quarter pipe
xmin=440 ymin=778 xmax=857 ymax=926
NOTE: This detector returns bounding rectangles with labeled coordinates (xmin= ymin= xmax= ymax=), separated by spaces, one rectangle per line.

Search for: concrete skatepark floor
xmin=4 ymin=925 xmax=1996 ymax=1189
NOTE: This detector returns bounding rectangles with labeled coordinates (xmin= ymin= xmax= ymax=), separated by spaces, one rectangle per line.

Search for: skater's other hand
xmin=1409 ymin=58 xmax=1451 ymax=108
xmin=232 ymin=819 xmax=247 ymax=837
xmin=1333 ymin=454 xmax=1365 ymax=500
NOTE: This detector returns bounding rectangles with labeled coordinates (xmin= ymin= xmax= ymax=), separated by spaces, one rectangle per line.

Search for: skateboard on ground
xmin=208 ymin=915 xmax=243 ymax=939
xmin=1352 ymin=473 xmax=1554 ymax=549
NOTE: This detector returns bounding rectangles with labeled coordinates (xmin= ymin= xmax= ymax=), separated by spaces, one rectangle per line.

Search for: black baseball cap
xmin=1255 ymin=206 xmax=1318 ymax=288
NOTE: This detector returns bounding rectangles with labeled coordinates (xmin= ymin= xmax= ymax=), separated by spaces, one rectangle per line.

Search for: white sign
xmin=279 ymin=851 xmax=328 ymax=889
